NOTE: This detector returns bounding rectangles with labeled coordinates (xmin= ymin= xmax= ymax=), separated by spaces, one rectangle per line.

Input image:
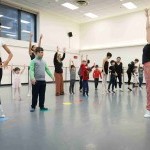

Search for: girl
xmin=132 ymin=66 xmax=139 ymax=88
xmin=93 ymin=65 xmax=102 ymax=90
xmin=102 ymin=52 xmax=112 ymax=94
xmin=11 ymin=65 xmax=25 ymax=100
xmin=69 ymin=60 xmax=76 ymax=94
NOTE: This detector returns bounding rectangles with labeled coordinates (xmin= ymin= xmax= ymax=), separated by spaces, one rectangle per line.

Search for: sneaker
xmin=144 ymin=110 xmax=150 ymax=118
xmin=128 ymin=88 xmax=132 ymax=91
xmin=27 ymin=94 xmax=31 ymax=97
xmin=108 ymin=90 xmax=111 ymax=93
xmin=112 ymin=91 xmax=116 ymax=93
xmin=40 ymin=107 xmax=48 ymax=111
xmin=119 ymin=88 xmax=123 ymax=92
xmin=60 ymin=92 xmax=64 ymax=95
xmin=30 ymin=107 xmax=35 ymax=112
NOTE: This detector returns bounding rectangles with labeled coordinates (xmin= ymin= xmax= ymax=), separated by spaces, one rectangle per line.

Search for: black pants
xmin=94 ymin=78 xmax=99 ymax=89
xmin=139 ymin=77 xmax=143 ymax=87
xmin=69 ymin=80 xmax=75 ymax=94
xmin=79 ymin=76 xmax=83 ymax=90
xmin=108 ymin=75 xmax=116 ymax=91
xmin=127 ymin=72 xmax=132 ymax=85
xmin=31 ymin=81 xmax=46 ymax=109
xmin=115 ymin=74 xmax=122 ymax=88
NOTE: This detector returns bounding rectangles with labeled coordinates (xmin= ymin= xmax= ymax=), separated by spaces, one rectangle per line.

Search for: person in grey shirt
xmin=69 ymin=60 xmax=76 ymax=95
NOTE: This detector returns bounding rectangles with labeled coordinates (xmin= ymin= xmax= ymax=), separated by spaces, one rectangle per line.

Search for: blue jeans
xmin=139 ymin=77 xmax=143 ymax=87
xmin=108 ymin=75 xmax=116 ymax=91
xmin=83 ymin=80 xmax=89 ymax=95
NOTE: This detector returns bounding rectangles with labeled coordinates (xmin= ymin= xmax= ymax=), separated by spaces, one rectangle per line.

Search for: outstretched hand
xmin=57 ymin=46 xmax=59 ymax=52
xmin=63 ymin=48 xmax=66 ymax=53
xmin=145 ymin=9 xmax=149 ymax=17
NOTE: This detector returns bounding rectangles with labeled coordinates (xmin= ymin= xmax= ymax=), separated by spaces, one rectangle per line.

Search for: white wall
xmin=0 ymin=2 xmax=80 ymax=84
xmin=80 ymin=11 xmax=147 ymax=50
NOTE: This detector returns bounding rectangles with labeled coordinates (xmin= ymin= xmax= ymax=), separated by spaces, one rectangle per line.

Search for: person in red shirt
xmin=93 ymin=65 xmax=102 ymax=90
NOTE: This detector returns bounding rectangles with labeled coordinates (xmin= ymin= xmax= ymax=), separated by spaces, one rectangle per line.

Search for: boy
xmin=93 ymin=65 xmax=102 ymax=90
xmin=69 ymin=60 xmax=76 ymax=94
xmin=30 ymin=47 xmax=54 ymax=112
xmin=108 ymin=60 xmax=117 ymax=93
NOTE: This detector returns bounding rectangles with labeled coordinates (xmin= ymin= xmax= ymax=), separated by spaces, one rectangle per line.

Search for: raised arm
xmin=61 ymin=48 xmax=66 ymax=61
xmin=2 ymin=44 xmax=13 ymax=68
xmin=54 ymin=47 xmax=59 ymax=62
xmin=38 ymin=34 xmax=43 ymax=47
xmin=11 ymin=64 xmax=14 ymax=74
xmin=29 ymin=33 xmax=33 ymax=55
xmin=20 ymin=65 xmax=26 ymax=74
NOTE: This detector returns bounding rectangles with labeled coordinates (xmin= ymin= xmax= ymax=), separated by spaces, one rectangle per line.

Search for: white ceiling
xmin=2 ymin=0 xmax=150 ymax=23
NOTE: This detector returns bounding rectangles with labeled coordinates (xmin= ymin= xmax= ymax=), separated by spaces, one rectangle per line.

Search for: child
xmin=93 ymin=65 xmax=102 ymax=90
xmin=102 ymin=52 xmax=112 ymax=94
xmin=82 ymin=66 xmax=90 ymax=97
xmin=69 ymin=60 xmax=76 ymax=94
xmin=30 ymin=47 xmax=54 ymax=112
xmin=138 ymin=65 xmax=144 ymax=89
xmin=108 ymin=60 xmax=117 ymax=93
xmin=11 ymin=65 xmax=25 ymax=100
xmin=133 ymin=66 xmax=139 ymax=88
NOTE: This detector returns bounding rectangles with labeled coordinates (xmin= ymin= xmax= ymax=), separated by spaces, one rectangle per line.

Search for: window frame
xmin=0 ymin=3 xmax=37 ymax=42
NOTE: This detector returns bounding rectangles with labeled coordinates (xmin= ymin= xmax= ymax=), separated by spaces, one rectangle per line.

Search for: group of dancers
xmin=0 ymin=9 xmax=150 ymax=118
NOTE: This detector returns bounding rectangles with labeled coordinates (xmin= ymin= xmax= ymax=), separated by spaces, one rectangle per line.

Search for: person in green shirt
xmin=29 ymin=47 xmax=54 ymax=112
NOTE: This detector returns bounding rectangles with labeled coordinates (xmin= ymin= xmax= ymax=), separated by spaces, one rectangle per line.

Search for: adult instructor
xmin=53 ymin=47 xmax=66 ymax=96
xmin=143 ymin=9 xmax=150 ymax=118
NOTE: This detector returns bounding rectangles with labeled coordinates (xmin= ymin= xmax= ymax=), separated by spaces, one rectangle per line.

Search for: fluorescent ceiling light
xmin=62 ymin=3 xmax=79 ymax=10
xmin=0 ymin=15 xmax=3 ymax=17
xmin=1 ymin=26 xmax=11 ymax=29
xmin=84 ymin=13 xmax=98 ymax=18
xmin=22 ymin=30 xmax=31 ymax=33
xmin=21 ymin=20 xmax=30 ymax=24
xmin=6 ymin=34 xmax=16 ymax=37
xmin=122 ymin=2 xmax=137 ymax=9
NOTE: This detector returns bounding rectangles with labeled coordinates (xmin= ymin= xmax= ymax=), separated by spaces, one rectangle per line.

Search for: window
xmin=0 ymin=5 xmax=18 ymax=40
xmin=21 ymin=11 xmax=36 ymax=41
xmin=0 ymin=4 xmax=37 ymax=42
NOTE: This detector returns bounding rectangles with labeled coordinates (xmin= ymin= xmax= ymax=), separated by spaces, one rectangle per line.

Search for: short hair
xmin=13 ymin=67 xmax=20 ymax=72
xmin=31 ymin=45 xmax=36 ymax=49
xmin=110 ymin=60 xmax=115 ymax=64
xmin=87 ymin=60 xmax=90 ymax=64
xmin=71 ymin=65 xmax=75 ymax=69
xmin=135 ymin=59 xmax=139 ymax=62
xmin=117 ymin=57 xmax=121 ymax=59
xmin=107 ymin=52 xmax=112 ymax=58
xmin=95 ymin=65 xmax=99 ymax=68
xmin=35 ymin=47 xmax=44 ymax=53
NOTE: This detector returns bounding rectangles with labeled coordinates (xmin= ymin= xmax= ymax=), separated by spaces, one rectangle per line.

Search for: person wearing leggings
xmin=143 ymin=9 xmax=150 ymax=118
xmin=127 ymin=59 xmax=139 ymax=91
xmin=115 ymin=57 xmax=123 ymax=91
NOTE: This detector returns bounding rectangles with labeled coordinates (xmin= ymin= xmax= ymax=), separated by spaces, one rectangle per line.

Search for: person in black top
xmin=143 ymin=9 xmax=150 ymax=118
xmin=29 ymin=33 xmax=43 ymax=60
xmin=127 ymin=59 xmax=139 ymax=91
xmin=102 ymin=52 xmax=112 ymax=94
xmin=115 ymin=57 xmax=123 ymax=91
xmin=54 ymin=46 xmax=66 ymax=96
xmin=108 ymin=60 xmax=117 ymax=93
xmin=27 ymin=33 xmax=43 ymax=96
